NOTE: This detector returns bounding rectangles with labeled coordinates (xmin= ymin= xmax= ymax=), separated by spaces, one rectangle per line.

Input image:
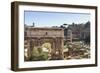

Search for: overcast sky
xmin=24 ymin=11 xmax=90 ymax=27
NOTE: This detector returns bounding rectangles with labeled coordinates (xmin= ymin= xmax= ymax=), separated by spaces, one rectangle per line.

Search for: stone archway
xmin=42 ymin=42 xmax=51 ymax=52
xmin=24 ymin=37 xmax=64 ymax=61
xmin=40 ymin=37 xmax=64 ymax=60
xmin=41 ymin=42 xmax=52 ymax=59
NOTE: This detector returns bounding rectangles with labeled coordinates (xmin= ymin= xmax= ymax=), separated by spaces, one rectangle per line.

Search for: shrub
xmin=30 ymin=46 xmax=49 ymax=61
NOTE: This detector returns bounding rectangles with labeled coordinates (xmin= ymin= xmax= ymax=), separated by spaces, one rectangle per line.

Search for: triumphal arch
xmin=24 ymin=26 xmax=64 ymax=60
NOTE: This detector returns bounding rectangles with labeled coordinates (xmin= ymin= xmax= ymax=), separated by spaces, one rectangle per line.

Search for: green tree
xmin=30 ymin=46 xmax=49 ymax=61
